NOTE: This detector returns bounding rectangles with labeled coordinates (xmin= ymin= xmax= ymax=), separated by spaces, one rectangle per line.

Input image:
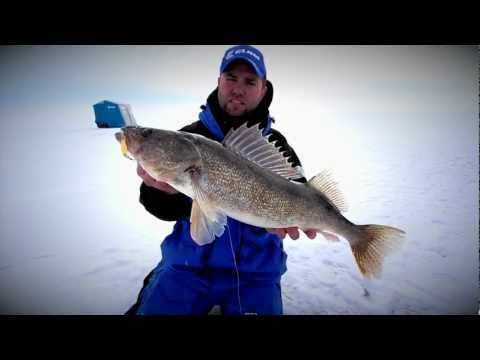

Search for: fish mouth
xmin=115 ymin=128 xmax=135 ymax=160
xmin=114 ymin=131 xmax=123 ymax=143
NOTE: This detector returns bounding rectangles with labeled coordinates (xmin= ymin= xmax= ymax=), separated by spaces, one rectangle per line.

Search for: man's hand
xmin=137 ymin=163 xmax=178 ymax=194
xmin=266 ymin=227 xmax=318 ymax=240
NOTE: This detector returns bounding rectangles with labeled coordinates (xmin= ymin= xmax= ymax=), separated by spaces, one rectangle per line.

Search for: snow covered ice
xmin=0 ymin=45 xmax=477 ymax=314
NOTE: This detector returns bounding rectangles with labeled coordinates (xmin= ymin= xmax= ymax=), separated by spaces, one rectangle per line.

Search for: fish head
xmin=115 ymin=126 xmax=201 ymax=183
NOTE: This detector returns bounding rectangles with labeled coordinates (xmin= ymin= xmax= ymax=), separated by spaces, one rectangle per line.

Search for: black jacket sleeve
xmin=139 ymin=182 xmax=192 ymax=221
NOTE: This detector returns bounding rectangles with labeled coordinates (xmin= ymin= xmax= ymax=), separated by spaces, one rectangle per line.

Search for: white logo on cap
xmin=245 ymin=49 xmax=260 ymax=61
xmin=228 ymin=48 xmax=261 ymax=62
xmin=225 ymin=50 xmax=235 ymax=60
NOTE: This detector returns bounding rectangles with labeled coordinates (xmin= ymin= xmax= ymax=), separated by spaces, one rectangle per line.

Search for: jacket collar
xmin=199 ymin=80 xmax=274 ymax=141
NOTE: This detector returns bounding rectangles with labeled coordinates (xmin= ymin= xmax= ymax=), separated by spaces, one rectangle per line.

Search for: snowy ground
xmin=278 ymin=110 xmax=478 ymax=315
xmin=0 ymin=101 xmax=477 ymax=315
xmin=0 ymin=45 xmax=477 ymax=315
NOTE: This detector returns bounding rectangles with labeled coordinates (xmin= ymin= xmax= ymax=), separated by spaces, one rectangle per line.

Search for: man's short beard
xmin=221 ymin=102 xmax=249 ymax=117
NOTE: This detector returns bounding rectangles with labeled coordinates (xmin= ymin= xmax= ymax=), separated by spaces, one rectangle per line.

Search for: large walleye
xmin=115 ymin=124 xmax=405 ymax=278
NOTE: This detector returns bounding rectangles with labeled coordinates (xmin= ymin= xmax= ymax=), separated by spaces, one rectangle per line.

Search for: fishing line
xmin=226 ymin=223 xmax=243 ymax=315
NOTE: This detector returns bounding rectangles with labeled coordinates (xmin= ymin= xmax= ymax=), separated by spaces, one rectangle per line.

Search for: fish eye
xmin=141 ymin=128 xmax=153 ymax=138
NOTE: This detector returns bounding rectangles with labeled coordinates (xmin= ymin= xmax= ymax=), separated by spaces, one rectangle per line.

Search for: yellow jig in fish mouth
xmin=120 ymin=132 xmax=134 ymax=160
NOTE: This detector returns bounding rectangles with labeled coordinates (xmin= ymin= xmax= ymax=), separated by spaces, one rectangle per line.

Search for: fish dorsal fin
xmin=308 ymin=170 xmax=348 ymax=213
xmin=223 ymin=122 xmax=304 ymax=180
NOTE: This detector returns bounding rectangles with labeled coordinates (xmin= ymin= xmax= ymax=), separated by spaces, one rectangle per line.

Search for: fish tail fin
xmin=351 ymin=225 xmax=406 ymax=278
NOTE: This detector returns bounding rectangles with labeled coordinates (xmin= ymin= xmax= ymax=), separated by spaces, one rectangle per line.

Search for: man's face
xmin=217 ymin=61 xmax=267 ymax=117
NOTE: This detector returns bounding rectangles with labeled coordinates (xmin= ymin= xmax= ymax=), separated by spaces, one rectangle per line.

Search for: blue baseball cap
xmin=220 ymin=45 xmax=267 ymax=79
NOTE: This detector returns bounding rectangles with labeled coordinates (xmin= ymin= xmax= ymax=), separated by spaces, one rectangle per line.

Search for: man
xmin=126 ymin=45 xmax=317 ymax=315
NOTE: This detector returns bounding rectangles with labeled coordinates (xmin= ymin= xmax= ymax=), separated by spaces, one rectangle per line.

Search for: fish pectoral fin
xmin=188 ymin=170 xmax=227 ymax=245
xmin=190 ymin=199 xmax=227 ymax=246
